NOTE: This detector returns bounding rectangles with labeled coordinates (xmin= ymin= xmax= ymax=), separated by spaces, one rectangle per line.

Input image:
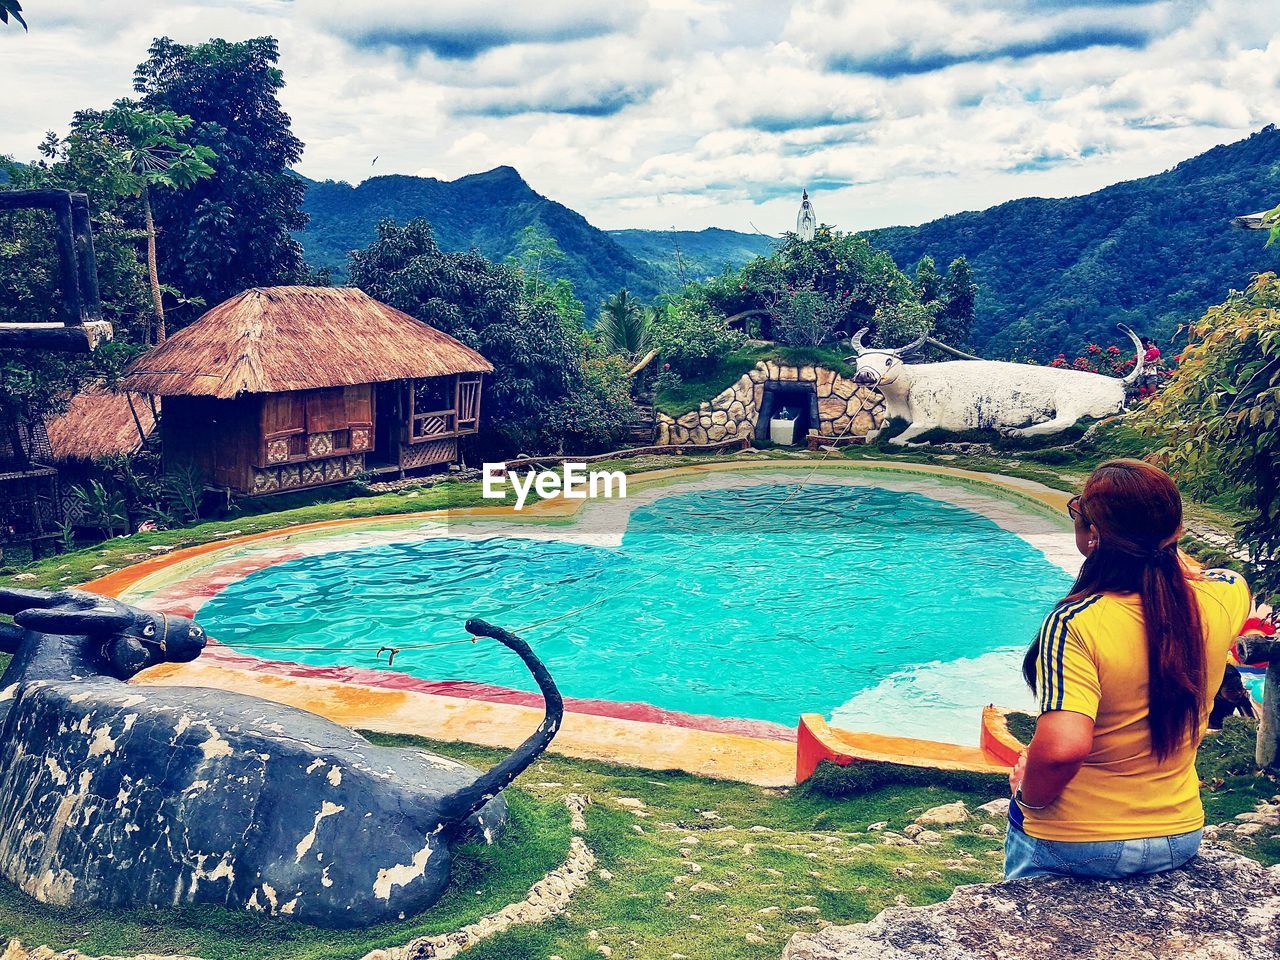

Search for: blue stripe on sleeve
xmin=1052 ymin=594 xmax=1104 ymax=711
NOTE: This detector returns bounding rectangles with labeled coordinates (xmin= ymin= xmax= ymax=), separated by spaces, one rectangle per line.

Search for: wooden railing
xmin=456 ymin=377 xmax=481 ymax=434
xmin=411 ymin=409 xmax=457 ymax=441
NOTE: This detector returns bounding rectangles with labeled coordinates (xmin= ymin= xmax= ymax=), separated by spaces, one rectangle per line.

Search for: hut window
xmin=259 ymin=386 xmax=375 ymax=466
xmin=305 ymin=388 xmax=347 ymax=434
xmin=456 ymin=376 xmax=482 ymax=433
xmin=263 ymin=394 xmax=305 ymax=436
xmin=261 ymin=394 xmax=306 ymax=464
xmin=344 ymin=385 xmax=373 ymax=426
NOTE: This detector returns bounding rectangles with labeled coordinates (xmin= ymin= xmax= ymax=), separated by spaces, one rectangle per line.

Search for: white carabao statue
xmin=848 ymin=324 xmax=1146 ymax=445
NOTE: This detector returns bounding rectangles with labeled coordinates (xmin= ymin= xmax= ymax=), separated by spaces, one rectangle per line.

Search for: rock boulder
xmin=915 ymin=802 xmax=969 ymax=825
xmin=783 ymin=846 xmax=1280 ymax=960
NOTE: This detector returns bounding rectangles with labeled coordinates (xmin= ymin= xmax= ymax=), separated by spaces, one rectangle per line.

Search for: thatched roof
xmin=46 ymin=386 xmax=156 ymax=461
xmin=120 ymin=286 xmax=493 ymax=398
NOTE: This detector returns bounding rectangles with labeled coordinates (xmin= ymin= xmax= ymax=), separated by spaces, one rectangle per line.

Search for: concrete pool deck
xmin=87 ymin=459 xmax=1076 ymax=787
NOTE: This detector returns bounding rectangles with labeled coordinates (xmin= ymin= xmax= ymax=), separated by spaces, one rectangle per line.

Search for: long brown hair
xmin=1023 ymin=459 xmax=1205 ymax=760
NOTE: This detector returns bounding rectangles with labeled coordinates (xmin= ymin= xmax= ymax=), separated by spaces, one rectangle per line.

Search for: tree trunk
xmin=1238 ymin=635 xmax=1280 ymax=772
xmin=627 ymin=349 xmax=658 ymax=376
xmin=1259 ymin=663 xmax=1279 ymax=772
xmin=142 ymin=188 xmax=166 ymax=344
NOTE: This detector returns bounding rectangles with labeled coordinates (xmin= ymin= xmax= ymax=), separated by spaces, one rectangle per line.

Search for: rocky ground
xmin=784 ymin=843 xmax=1280 ymax=960
xmin=786 ymin=790 xmax=1280 ymax=960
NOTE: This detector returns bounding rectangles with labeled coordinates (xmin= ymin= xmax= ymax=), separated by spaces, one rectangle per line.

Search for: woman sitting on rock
xmin=1006 ymin=459 xmax=1253 ymax=880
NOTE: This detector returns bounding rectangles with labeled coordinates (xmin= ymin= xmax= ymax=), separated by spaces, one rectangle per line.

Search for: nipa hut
xmin=120 ymin=286 xmax=493 ymax=496
xmin=0 ymin=417 xmax=61 ymax=556
xmin=46 ymin=386 xmax=157 ymax=463
xmin=43 ymin=387 xmax=157 ymax=527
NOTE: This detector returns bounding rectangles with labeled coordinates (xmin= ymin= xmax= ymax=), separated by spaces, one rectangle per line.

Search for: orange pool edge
xmin=796 ymin=707 xmax=1020 ymax=783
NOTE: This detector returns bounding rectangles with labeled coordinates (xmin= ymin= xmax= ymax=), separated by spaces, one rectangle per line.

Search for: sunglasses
xmin=1067 ymin=495 xmax=1088 ymax=524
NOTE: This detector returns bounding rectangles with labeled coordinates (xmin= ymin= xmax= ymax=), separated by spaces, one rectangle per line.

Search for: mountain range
xmin=296 ymin=126 xmax=1280 ymax=353
xmin=299 ymin=167 xmax=772 ymax=310
xmin=865 ymin=125 xmax=1280 ymax=357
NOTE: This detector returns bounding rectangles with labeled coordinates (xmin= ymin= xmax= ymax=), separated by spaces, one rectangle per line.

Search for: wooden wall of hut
xmin=159 ymin=375 xmax=482 ymax=496
xmin=161 ymin=395 xmax=262 ymax=492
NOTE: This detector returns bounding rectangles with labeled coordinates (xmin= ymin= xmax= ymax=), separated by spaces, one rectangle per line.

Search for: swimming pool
xmin=195 ymin=475 xmax=1076 ymax=745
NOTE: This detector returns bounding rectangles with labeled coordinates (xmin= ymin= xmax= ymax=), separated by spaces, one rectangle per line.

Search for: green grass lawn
xmin=0 ymin=734 xmax=1011 ymax=960
xmin=2 ymin=730 xmax=1273 ymax=959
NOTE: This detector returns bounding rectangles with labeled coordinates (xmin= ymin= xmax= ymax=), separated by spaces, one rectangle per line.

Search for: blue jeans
xmin=1004 ymin=822 xmax=1202 ymax=880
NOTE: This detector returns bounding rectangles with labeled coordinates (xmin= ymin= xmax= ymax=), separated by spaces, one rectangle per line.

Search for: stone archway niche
xmin=757 ymin=381 xmax=818 ymax=444
xmin=655 ymin=361 xmax=884 ymax=446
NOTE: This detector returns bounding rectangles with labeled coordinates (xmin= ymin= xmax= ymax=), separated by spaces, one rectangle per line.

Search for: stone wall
xmin=655 ymin=361 xmax=884 ymax=446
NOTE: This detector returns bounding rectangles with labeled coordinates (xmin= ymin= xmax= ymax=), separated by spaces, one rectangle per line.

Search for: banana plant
xmin=70 ymin=481 xmax=127 ymax=540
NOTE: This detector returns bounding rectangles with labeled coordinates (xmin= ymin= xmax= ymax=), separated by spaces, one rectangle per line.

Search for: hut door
xmin=372 ymin=383 xmax=404 ymax=467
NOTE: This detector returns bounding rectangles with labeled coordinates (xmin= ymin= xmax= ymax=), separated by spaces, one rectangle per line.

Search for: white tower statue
xmin=796 ymin=189 xmax=817 ymax=241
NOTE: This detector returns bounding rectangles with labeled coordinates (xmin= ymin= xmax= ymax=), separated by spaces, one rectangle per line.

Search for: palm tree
xmin=92 ymin=103 xmax=215 ymax=343
xmin=0 ymin=1 xmax=26 ymax=29
xmin=598 ymin=289 xmax=651 ymax=360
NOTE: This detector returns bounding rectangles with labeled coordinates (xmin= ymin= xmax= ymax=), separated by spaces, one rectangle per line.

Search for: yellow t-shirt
xmin=1021 ymin=569 xmax=1252 ymax=842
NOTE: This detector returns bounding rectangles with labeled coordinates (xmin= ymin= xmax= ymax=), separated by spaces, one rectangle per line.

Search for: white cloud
xmin=302 ymin=0 xmax=643 ymax=59
xmin=0 ymin=0 xmax=1277 ymax=233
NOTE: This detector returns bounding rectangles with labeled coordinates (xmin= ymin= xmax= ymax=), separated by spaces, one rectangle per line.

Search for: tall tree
xmin=509 ymin=224 xmax=566 ymax=301
xmin=131 ymin=37 xmax=310 ymax=325
xmin=913 ymin=255 xmax=942 ymax=304
xmin=75 ymin=104 xmax=215 ymax=343
xmin=695 ymin=228 xmax=918 ymax=344
xmin=937 ymin=256 xmax=977 ymax=347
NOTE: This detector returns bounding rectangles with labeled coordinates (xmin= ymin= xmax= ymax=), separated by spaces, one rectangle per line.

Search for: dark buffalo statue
xmin=0 ymin=587 xmax=562 ymax=928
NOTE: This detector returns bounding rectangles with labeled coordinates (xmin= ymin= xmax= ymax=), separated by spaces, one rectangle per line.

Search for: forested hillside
xmin=864 ymin=126 xmax=1280 ymax=358
xmin=300 ymin=167 xmax=661 ymax=309
xmin=299 ymin=171 xmax=775 ymax=312
xmin=609 ymin=228 xmax=775 ymax=287
xmin=299 ymin=128 xmax=1280 ymax=351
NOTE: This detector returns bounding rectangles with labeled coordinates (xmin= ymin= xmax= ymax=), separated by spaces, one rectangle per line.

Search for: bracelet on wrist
xmin=1014 ymin=788 xmax=1051 ymax=811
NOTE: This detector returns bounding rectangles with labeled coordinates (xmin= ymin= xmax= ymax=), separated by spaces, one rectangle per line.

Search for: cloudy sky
xmin=2 ymin=0 xmax=1278 ymax=233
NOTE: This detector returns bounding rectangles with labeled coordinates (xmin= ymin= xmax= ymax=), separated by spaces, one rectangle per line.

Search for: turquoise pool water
xmin=198 ymin=483 xmax=1074 ymax=743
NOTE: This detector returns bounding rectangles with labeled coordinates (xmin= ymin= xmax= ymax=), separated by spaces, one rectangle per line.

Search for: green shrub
xmin=1139 ymin=273 xmax=1280 ymax=599
xmin=798 ymin=759 xmax=1006 ymax=799
xmin=648 ymin=299 xmax=744 ymax=378
xmin=911 ymin=419 xmax=1092 ymax=450
xmin=1002 ymin=711 xmax=1036 ymax=744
